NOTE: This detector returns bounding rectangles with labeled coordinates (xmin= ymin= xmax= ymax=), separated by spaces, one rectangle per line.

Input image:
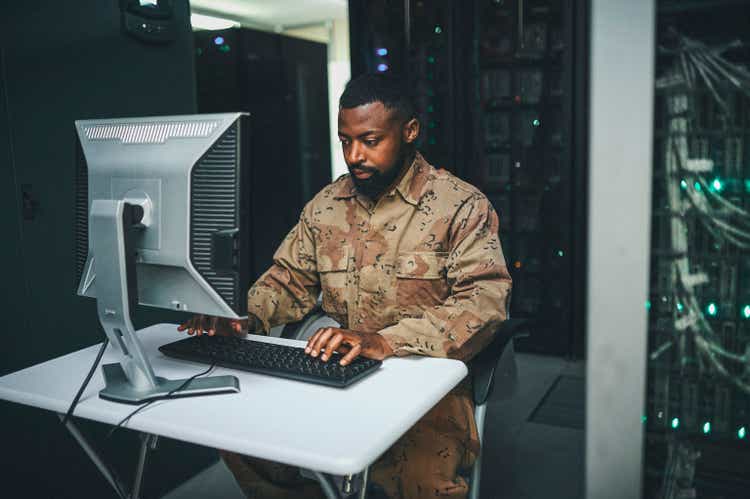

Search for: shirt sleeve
xmin=246 ymin=203 xmax=320 ymax=334
xmin=377 ymin=194 xmax=512 ymax=361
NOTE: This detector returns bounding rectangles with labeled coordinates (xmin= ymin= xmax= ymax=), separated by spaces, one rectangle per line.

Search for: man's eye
xmin=339 ymin=138 xmax=350 ymax=145
xmin=364 ymin=139 xmax=378 ymax=146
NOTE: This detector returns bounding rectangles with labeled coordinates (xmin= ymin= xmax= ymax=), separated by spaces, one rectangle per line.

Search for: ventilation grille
xmin=83 ymin=120 xmax=219 ymax=144
xmin=74 ymin=138 xmax=89 ymax=288
xmin=190 ymin=124 xmax=240 ymax=309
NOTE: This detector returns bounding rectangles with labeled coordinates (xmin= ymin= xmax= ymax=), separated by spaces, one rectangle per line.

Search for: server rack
xmin=644 ymin=2 xmax=750 ymax=497
xmin=348 ymin=0 xmax=587 ymax=357
xmin=193 ymin=28 xmax=332 ymax=282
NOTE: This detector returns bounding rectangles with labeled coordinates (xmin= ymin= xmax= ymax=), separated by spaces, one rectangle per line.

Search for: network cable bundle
xmin=646 ymin=29 xmax=750 ymax=498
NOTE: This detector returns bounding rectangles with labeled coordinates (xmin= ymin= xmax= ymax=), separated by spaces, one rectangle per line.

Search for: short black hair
xmin=339 ymin=73 xmax=416 ymax=122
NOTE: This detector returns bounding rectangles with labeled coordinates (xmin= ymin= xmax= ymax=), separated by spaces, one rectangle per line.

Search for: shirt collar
xmin=332 ymin=152 xmax=433 ymax=207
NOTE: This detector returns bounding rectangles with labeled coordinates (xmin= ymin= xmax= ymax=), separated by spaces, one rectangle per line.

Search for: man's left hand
xmin=304 ymin=328 xmax=394 ymax=366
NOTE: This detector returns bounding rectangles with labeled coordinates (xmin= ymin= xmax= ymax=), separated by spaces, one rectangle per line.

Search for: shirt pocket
xmin=396 ymin=251 xmax=450 ymax=317
xmin=318 ymin=246 xmax=350 ymax=315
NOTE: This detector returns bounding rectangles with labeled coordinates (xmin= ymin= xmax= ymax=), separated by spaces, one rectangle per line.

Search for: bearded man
xmin=180 ymin=73 xmax=512 ymax=499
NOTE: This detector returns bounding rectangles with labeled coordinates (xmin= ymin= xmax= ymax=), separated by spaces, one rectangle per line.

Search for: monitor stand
xmin=90 ymin=199 xmax=239 ymax=404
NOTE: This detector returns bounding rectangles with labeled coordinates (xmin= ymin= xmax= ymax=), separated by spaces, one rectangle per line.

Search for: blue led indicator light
xmin=376 ymin=47 xmax=388 ymax=56
xmin=377 ymin=63 xmax=389 ymax=72
xmin=214 ymin=36 xmax=225 ymax=45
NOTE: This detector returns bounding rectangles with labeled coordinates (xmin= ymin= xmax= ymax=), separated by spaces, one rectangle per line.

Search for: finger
xmin=311 ymin=328 xmax=334 ymax=357
xmin=199 ymin=316 xmax=210 ymax=336
xmin=187 ymin=316 xmax=197 ymax=335
xmin=180 ymin=316 xmax=199 ymax=333
xmin=208 ymin=316 xmax=218 ymax=336
xmin=321 ymin=333 xmax=345 ymax=362
xmin=339 ymin=343 xmax=362 ymax=366
xmin=305 ymin=328 xmax=326 ymax=353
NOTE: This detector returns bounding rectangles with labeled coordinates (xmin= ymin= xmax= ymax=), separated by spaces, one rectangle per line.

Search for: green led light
xmin=671 ymin=417 xmax=680 ymax=429
xmin=676 ymin=302 xmax=684 ymax=312
xmin=218 ymin=44 xmax=231 ymax=53
xmin=557 ymin=250 xmax=564 ymax=257
xmin=706 ymin=302 xmax=718 ymax=316
xmin=711 ymin=178 xmax=723 ymax=191
xmin=428 ymin=137 xmax=436 ymax=145
xmin=427 ymin=105 xmax=435 ymax=113
xmin=434 ymin=25 xmax=443 ymax=34
xmin=742 ymin=305 xmax=750 ymax=319
xmin=196 ymin=47 xmax=203 ymax=56
xmin=532 ymin=118 xmax=541 ymax=127
xmin=745 ymin=179 xmax=750 ymax=193
xmin=427 ymin=56 xmax=436 ymax=64
xmin=703 ymin=421 xmax=711 ymax=434
xmin=645 ymin=300 xmax=651 ymax=310
xmin=739 ymin=427 xmax=747 ymax=439
xmin=428 ymin=121 xmax=437 ymax=129
xmin=694 ymin=182 xmax=702 ymax=191
xmin=642 ymin=415 xmax=647 ymax=424
xmin=680 ymin=179 xmax=688 ymax=189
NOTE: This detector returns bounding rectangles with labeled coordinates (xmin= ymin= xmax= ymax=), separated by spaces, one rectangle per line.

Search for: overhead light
xmin=191 ymin=13 xmax=240 ymax=31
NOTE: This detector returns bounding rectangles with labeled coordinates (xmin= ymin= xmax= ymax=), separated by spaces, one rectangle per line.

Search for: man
xmin=179 ymin=73 xmax=512 ymax=498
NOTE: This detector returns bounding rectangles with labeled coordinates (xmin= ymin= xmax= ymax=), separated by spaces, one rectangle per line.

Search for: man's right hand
xmin=177 ymin=316 xmax=248 ymax=337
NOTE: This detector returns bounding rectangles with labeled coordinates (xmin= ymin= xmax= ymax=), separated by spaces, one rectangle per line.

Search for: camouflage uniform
xmin=224 ymin=152 xmax=512 ymax=498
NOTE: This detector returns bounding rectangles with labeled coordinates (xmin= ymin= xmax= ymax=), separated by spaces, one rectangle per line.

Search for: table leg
xmin=310 ymin=470 xmax=342 ymax=499
xmin=307 ymin=466 xmax=370 ymax=499
xmin=358 ymin=466 xmax=370 ymax=499
xmin=132 ymin=433 xmax=159 ymax=499
xmin=57 ymin=413 xmax=129 ymax=499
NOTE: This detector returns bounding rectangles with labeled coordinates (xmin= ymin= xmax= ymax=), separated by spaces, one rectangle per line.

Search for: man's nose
xmin=346 ymin=142 xmax=366 ymax=164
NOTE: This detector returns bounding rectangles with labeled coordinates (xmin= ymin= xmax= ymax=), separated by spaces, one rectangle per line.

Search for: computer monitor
xmin=74 ymin=112 xmax=252 ymax=403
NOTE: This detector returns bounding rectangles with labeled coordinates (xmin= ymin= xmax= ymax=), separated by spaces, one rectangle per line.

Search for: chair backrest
xmin=468 ymin=318 xmax=526 ymax=406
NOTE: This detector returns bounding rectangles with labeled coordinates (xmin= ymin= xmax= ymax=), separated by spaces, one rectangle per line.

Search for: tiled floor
xmin=164 ymin=353 xmax=586 ymax=499
xmin=479 ymin=354 xmax=585 ymax=499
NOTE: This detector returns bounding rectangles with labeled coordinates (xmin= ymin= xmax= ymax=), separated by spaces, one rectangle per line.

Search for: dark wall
xmin=0 ymin=2 xmax=216 ymax=497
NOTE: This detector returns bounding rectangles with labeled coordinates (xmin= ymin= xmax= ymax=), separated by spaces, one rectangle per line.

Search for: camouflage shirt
xmin=246 ymin=152 xmax=512 ymax=361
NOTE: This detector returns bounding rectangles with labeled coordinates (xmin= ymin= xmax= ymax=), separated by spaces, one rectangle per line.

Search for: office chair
xmin=279 ymin=307 xmax=530 ymax=499
xmin=465 ymin=316 xmax=529 ymax=499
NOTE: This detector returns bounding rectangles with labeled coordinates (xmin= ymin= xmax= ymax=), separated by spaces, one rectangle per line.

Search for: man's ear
xmin=402 ymin=118 xmax=420 ymax=144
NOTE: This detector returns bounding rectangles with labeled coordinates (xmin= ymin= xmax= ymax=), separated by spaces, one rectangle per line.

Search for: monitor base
xmin=99 ymin=363 xmax=240 ymax=405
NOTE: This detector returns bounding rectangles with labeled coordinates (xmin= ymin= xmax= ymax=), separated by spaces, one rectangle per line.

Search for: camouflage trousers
xmin=220 ymin=384 xmax=479 ymax=499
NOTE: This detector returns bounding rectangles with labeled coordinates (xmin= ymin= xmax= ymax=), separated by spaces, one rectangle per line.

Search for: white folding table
xmin=0 ymin=324 xmax=467 ymax=498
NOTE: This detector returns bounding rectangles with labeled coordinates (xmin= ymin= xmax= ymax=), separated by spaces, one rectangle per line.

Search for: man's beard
xmin=348 ymin=147 xmax=410 ymax=200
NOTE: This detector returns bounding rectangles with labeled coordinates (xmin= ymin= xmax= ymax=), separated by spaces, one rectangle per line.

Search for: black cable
xmin=61 ymin=338 xmax=110 ymax=427
xmin=106 ymin=363 xmax=216 ymax=439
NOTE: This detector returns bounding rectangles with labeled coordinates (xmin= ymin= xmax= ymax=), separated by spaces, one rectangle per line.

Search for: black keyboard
xmin=159 ymin=335 xmax=382 ymax=388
